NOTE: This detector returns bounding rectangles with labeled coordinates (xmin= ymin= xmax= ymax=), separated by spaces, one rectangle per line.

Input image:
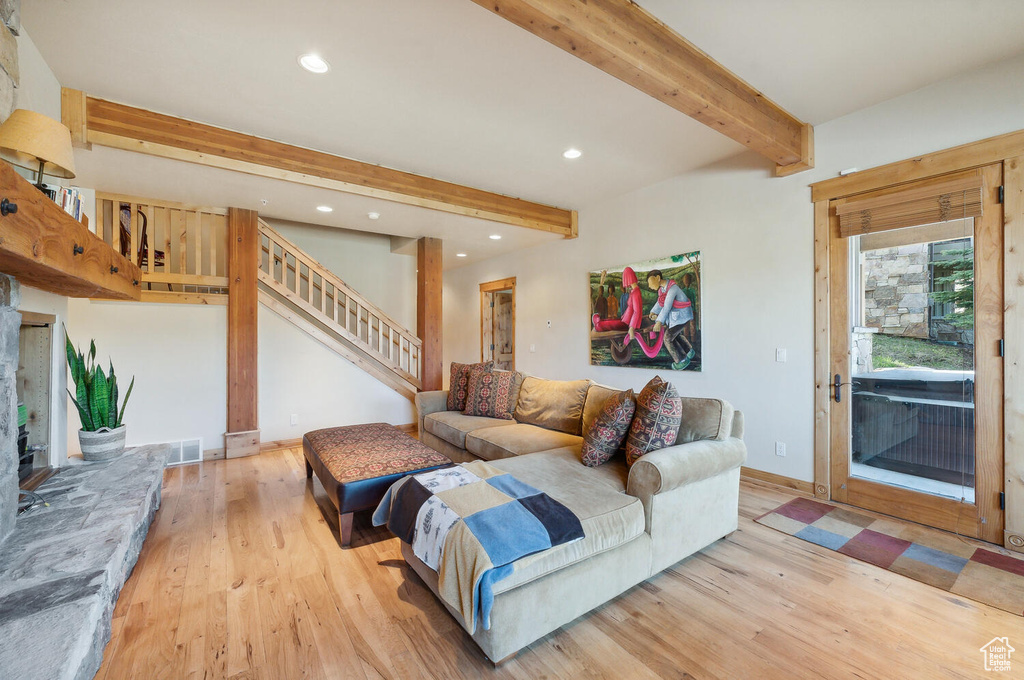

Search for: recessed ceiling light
xmin=316 ymin=205 xmax=333 ymax=213
xmin=367 ymin=212 xmax=380 ymax=220
xmin=562 ymin=148 xmax=582 ymax=159
xmin=299 ymin=54 xmax=330 ymax=74
xmin=489 ymin=234 xmax=501 ymax=240
xmin=456 ymin=253 xmax=467 ymax=258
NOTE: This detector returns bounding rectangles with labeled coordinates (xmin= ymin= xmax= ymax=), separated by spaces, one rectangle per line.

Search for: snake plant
xmin=65 ymin=328 xmax=134 ymax=432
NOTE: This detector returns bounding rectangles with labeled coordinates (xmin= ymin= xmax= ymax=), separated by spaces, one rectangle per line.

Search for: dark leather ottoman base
xmin=302 ymin=423 xmax=451 ymax=546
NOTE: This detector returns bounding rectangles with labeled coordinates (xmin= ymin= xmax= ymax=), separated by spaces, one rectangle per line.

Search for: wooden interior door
xmin=829 ymin=164 xmax=1004 ymax=543
xmin=480 ymin=277 xmax=516 ymax=370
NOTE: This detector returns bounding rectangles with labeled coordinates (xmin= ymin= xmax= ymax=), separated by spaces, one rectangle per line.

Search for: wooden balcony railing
xmin=257 ymin=220 xmax=422 ymax=397
xmin=94 ymin=193 xmax=230 ymax=304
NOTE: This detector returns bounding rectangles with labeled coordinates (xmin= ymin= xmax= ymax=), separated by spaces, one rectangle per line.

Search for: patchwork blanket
xmin=372 ymin=460 xmax=584 ymax=632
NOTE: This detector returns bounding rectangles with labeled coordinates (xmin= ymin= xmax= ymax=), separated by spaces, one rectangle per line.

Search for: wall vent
xmin=163 ymin=438 xmax=203 ymax=466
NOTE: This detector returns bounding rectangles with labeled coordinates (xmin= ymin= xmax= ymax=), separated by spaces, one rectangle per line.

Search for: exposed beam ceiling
xmin=63 ymin=89 xmax=577 ymax=238
xmin=470 ymin=0 xmax=814 ymax=175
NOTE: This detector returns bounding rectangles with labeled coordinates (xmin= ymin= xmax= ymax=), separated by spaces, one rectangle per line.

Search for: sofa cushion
xmin=423 ymin=411 xmax=516 ymax=449
xmin=463 ymin=370 xmax=519 ymax=420
xmin=677 ymin=397 xmax=735 ymax=444
xmin=447 ymin=361 xmax=492 ymax=411
xmin=514 ymin=377 xmax=592 ymax=435
xmin=582 ymin=383 xmax=625 ymax=433
xmin=581 ymin=389 xmax=636 ymax=467
xmin=466 ymin=424 xmax=583 ymax=460
xmin=487 ymin=447 xmax=644 ymax=595
xmin=626 ymin=376 xmax=682 ymax=466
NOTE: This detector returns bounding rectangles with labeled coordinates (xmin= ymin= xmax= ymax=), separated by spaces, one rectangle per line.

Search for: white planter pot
xmin=79 ymin=426 xmax=127 ymax=461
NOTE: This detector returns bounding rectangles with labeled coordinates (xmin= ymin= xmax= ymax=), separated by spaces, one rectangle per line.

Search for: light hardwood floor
xmin=96 ymin=447 xmax=1021 ymax=679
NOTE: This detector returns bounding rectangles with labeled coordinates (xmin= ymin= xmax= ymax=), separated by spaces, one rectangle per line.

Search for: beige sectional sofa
xmin=408 ymin=376 xmax=747 ymax=663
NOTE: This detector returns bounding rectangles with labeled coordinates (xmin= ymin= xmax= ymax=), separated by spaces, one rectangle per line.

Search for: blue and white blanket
xmin=373 ymin=460 xmax=583 ymax=632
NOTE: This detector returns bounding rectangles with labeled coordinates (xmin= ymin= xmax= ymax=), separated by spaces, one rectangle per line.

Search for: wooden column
xmin=417 ymin=237 xmax=443 ymax=392
xmin=226 ymin=208 xmax=260 ymax=458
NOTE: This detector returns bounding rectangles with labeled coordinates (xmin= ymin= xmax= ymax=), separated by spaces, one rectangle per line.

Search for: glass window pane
xmin=850 ymin=218 xmax=975 ymax=502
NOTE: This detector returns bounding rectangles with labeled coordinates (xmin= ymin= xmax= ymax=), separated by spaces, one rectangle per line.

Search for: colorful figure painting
xmin=590 ymin=252 xmax=702 ymax=371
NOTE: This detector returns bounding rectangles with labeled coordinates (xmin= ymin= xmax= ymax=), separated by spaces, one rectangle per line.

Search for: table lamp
xmin=0 ymin=109 xmax=76 ymax=190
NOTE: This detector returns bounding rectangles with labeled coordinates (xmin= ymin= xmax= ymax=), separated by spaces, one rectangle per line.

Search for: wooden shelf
xmin=0 ymin=161 xmax=141 ymax=300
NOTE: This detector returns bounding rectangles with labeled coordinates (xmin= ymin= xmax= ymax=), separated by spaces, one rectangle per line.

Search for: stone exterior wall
xmin=0 ymin=0 xmax=18 ymax=122
xmin=862 ymin=244 xmax=930 ymax=338
xmin=0 ymin=275 xmax=20 ymax=545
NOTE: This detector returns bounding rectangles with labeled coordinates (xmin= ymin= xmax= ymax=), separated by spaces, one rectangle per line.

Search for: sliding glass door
xmin=829 ymin=165 xmax=1004 ymax=542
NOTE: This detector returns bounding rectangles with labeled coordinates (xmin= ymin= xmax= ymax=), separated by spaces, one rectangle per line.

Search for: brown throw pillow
xmin=462 ymin=370 xmax=518 ymax=420
xmin=581 ymin=389 xmax=636 ymax=467
xmin=447 ymin=361 xmax=493 ymax=411
xmin=625 ymin=377 xmax=682 ymax=466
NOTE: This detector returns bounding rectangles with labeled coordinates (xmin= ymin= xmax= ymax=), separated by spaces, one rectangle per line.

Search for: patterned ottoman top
xmin=303 ymin=423 xmax=450 ymax=484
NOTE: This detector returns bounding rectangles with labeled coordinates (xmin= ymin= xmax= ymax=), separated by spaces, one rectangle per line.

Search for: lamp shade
xmin=0 ymin=109 xmax=76 ymax=179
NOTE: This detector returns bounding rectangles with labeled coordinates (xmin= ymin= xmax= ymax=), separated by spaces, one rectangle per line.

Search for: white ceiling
xmin=638 ymin=0 xmax=1024 ymax=125
xmin=21 ymin=0 xmax=1024 ymax=268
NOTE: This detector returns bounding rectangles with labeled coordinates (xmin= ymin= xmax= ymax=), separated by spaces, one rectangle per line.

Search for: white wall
xmin=444 ymin=53 xmax=1024 ymax=483
xmin=264 ymin=218 xmax=417 ymax=331
xmin=65 ymin=300 xmax=227 ymax=455
xmin=15 ymin=28 xmax=60 ymax=119
xmin=64 ymin=222 xmax=418 ymax=454
xmin=258 ymin=308 xmax=414 ymax=442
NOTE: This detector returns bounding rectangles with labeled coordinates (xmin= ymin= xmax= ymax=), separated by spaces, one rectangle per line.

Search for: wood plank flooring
xmin=96 ymin=447 xmax=1022 ymax=679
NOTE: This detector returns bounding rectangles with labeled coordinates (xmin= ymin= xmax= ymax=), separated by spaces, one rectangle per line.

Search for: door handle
xmin=834 ymin=374 xmax=842 ymax=403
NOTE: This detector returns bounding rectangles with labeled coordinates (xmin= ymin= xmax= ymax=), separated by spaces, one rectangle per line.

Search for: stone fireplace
xmin=0 ymin=274 xmax=20 ymax=544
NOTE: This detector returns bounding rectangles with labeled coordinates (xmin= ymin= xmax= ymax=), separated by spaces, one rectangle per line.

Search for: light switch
xmin=776 ymin=348 xmax=787 ymax=363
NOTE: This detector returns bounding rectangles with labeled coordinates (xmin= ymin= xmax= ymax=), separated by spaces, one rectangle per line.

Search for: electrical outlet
xmin=290 ymin=414 xmax=299 ymax=426
xmin=776 ymin=348 xmax=787 ymax=363
xmin=529 ymin=344 xmax=536 ymax=353
xmin=775 ymin=441 xmax=786 ymax=457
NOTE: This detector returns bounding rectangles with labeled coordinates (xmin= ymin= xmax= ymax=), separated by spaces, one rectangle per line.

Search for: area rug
xmin=756 ymin=497 xmax=1024 ymax=616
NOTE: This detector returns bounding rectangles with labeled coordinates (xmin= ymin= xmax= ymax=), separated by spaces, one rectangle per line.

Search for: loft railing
xmin=257 ymin=219 xmax=422 ymax=396
xmin=94 ymin=193 xmax=229 ymax=304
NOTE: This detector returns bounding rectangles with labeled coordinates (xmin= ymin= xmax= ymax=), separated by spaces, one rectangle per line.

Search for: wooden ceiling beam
xmin=471 ymin=0 xmax=814 ymax=175
xmin=64 ymin=89 xmax=576 ymax=237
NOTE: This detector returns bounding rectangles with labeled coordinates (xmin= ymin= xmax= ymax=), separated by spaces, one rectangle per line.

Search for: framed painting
xmin=589 ymin=252 xmax=701 ymax=371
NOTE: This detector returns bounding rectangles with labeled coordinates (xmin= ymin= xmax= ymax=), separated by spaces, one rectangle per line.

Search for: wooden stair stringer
xmin=257 ymin=286 xmax=417 ymax=401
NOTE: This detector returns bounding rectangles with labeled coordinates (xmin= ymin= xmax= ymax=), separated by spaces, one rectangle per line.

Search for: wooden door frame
xmin=810 ymin=129 xmax=1024 ymax=550
xmin=826 ymin=165 xmax=1002 ymax=542
xmin=480 ymin=277 xmax=516 ymax=369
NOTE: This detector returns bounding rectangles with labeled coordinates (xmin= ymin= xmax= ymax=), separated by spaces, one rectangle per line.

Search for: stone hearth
xmin=0 ymin=444 xmax=169 ymax=680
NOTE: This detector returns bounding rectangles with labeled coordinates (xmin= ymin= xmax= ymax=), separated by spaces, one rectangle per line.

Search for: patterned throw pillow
xmin=462 ymin=370 xmax=518 ymax=420
xmin=625 ymin=377 xmax=682 ymax=466
xmin=580 ymin=389 xmax=636 ymax=467
xmin=447 ymin=361 xmax=493 ymax=411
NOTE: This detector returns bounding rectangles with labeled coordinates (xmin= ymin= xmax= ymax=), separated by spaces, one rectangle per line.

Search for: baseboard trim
xmin=204 ymin=448 xmax=226 ymax=461
xmin=261 ymin=437 xmax=302 ymax=453
xmin=741 ymin=467 xmax=815 ymax=496
xmin=257 ymin=424 xmax=418 ymax=453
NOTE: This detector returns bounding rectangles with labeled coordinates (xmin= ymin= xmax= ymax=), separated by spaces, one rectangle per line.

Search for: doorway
xmin=827 ymin=165 xmax=1004 ymax=542
xmin=480 ymin=277 xmax=516 ymax=371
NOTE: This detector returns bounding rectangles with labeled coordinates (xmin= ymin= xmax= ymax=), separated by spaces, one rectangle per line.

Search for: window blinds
xmin=836 ymin=175 xmax=983 ymax=238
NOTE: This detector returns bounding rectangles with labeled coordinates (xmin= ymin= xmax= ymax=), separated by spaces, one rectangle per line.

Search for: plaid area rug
xmin=756 ymin=497 xmax=1024 ymax=616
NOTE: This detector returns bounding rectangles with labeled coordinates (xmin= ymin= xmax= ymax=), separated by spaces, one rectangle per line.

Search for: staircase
xmin=257 ymin=220 xmax=422 ymax=400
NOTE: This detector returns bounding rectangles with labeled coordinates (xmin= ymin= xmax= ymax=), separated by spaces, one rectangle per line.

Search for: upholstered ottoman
xmin=302 ymin=423 xmax=450 ymax=547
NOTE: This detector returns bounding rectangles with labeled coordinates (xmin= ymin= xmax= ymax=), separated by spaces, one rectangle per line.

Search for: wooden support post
xmin=417 ymin=237 xmax=443 ymax=392
xmin=226 ymin=207 xmax=260 ymax=458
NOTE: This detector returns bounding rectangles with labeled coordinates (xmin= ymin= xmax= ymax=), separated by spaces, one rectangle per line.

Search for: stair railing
xmin=257 ymin=220 xmax=422 ymax=392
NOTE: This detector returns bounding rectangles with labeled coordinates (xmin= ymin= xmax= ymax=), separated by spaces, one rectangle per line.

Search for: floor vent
xmin=164 ymin=438 xmax=203 ymax=466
